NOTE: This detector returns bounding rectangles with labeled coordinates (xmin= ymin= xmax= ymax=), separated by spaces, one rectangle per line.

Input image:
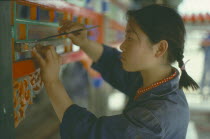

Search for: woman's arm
xmin=60 ymin=104 xmax=162 ymax=139
xmin=80 ymin=39 xmax=104 ymax=63
xmin=45 ymin=80 xmax=72 ymax=122
xmin=59 ymin=20 xmax=143 ymax=95
xmin=59 ymin=20 xmax=103 ymax=63
xmin=32 ymin=46 xmax=73 ymax=122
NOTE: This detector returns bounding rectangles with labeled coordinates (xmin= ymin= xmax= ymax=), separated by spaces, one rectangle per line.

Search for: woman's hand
xmin=32 ymin=45 xmax=62 ymax=85
xmin=32 ymin=45 xmax=73 ymax=122
xmin=58 ymin=20 xmax=89 ymax=47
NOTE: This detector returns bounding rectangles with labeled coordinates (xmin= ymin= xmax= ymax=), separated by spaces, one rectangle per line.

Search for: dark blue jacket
xmin=60 ymin=45 xmax=190 ymax=139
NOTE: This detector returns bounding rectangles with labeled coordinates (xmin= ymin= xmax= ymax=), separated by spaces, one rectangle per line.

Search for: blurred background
xmin=6 ymin=0 xmax=210 ymax=139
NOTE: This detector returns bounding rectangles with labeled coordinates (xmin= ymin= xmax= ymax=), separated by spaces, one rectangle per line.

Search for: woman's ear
xmin=154 ymin=40 xmax=168 ymax=57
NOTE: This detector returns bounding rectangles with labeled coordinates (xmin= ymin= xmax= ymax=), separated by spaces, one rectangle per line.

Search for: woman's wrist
xmin=79 ymin=39 xmax=92 ymax=48
xmin=44 ymin=79 xmax=61 ymax=88
xmin=43 ymin=78 xmax=73 ymax=122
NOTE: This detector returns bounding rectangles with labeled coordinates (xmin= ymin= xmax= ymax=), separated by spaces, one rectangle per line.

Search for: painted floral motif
xmin=13 ymin=69 xmax=44 ymax=128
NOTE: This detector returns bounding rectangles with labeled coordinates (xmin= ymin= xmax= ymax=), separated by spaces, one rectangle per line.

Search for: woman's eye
xmin=126 ymin=37 xmax=132 ymax=40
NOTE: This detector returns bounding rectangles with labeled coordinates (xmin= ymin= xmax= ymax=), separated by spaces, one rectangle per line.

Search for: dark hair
xmin=126 ymin=4 xmax=199 ymax=90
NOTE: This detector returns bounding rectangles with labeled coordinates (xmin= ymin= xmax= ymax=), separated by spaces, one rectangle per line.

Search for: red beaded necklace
xmin=134 ymin=70 xmax=177 ymax=100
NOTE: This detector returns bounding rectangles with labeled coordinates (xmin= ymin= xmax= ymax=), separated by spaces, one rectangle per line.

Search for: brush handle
xmin=37 ymin=25 xmax=99 ymax=42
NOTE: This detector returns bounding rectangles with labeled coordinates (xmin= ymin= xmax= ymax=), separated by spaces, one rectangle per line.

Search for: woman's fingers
xmin=45 ymin=47 xmax=53 ymax=62
xmin=59 ymin=21 xmax=74 ymax=33
xmin=36 ymin=44 xmax=45 ymax=58
xmin=32 ymin=47 xmax=45 ymax=67
xmin=34 ymin=45 xmax=57 ymax=64
xmin=49 ymin=46 xmax=58 ymax=60
xmin=64 ymin=24 xmax=85 ymax=40
xmin=66 ymin=24 xmax=85 ymax=32
xmin=58 ymin=20 xmax=85 ymax=34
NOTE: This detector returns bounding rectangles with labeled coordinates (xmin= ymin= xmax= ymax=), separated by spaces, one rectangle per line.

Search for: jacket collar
xmin=149 ymin=68 xmax=180 ymax=97
xmin=124 ymin=68 xmax=180 ymax=112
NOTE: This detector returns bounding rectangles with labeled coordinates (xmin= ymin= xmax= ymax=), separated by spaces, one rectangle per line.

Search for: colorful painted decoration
xmin=13 ymin=69 xmax=43 ymax=127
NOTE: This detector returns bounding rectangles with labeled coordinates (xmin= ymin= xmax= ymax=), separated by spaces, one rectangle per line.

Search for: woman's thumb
xmin=67 ymin=34 xmax=75 ymax=39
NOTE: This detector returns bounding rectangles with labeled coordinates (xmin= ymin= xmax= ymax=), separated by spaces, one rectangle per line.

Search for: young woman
xmin=33 ymin=4 xmax=199 ymax=139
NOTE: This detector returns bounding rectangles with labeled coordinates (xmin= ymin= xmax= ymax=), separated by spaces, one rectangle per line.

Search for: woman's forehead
xmin=125 ymin=22 xmax=143 ymax=35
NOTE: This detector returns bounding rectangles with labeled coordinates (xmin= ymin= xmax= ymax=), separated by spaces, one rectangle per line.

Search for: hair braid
xmin=177 ymin=50 xmax=199 ymax=90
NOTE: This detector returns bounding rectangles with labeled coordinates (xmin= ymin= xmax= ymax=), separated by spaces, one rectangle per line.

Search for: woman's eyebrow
xmin=126 ymin=28 xmax=141 ymax=40
xmin=125 ymin=30 xmax=134 ymax=34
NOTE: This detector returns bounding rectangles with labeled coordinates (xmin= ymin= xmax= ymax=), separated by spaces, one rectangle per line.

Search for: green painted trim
xmin=13 ymin=3 xmax=59 ymax=42
xmin=15 ymin=18 xmax=59 ymax=27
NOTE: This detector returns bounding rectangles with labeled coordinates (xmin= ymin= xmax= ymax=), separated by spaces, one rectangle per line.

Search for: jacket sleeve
xmin=59 ymin=104 xmax=163 ymax=139
xmin=91 ymin=45 xmax=143 ymax=96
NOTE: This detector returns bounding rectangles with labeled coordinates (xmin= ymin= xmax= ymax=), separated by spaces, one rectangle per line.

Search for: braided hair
xmin=127 ymin=4 xmax=199 ymax=90
xmin=177 ymin=54 xmax=199 ymax=90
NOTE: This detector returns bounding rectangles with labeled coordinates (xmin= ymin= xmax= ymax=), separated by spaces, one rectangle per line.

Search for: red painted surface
xmin=13 ymin=51 xmax=88 ymax=79
xmin=13 ymin=60 xmax=36 ymax=79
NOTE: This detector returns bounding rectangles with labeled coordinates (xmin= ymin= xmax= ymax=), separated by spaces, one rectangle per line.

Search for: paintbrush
xmin=34 ymin=25 xmax=99 ymax=42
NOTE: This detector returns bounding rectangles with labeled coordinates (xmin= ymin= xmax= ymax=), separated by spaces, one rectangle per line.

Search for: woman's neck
xmin=140 ymin=65 xmax=173 ymax=88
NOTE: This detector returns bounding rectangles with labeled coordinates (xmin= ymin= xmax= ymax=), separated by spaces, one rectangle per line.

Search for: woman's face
xmin=120 ymin=20 xmax=158 ymax=72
